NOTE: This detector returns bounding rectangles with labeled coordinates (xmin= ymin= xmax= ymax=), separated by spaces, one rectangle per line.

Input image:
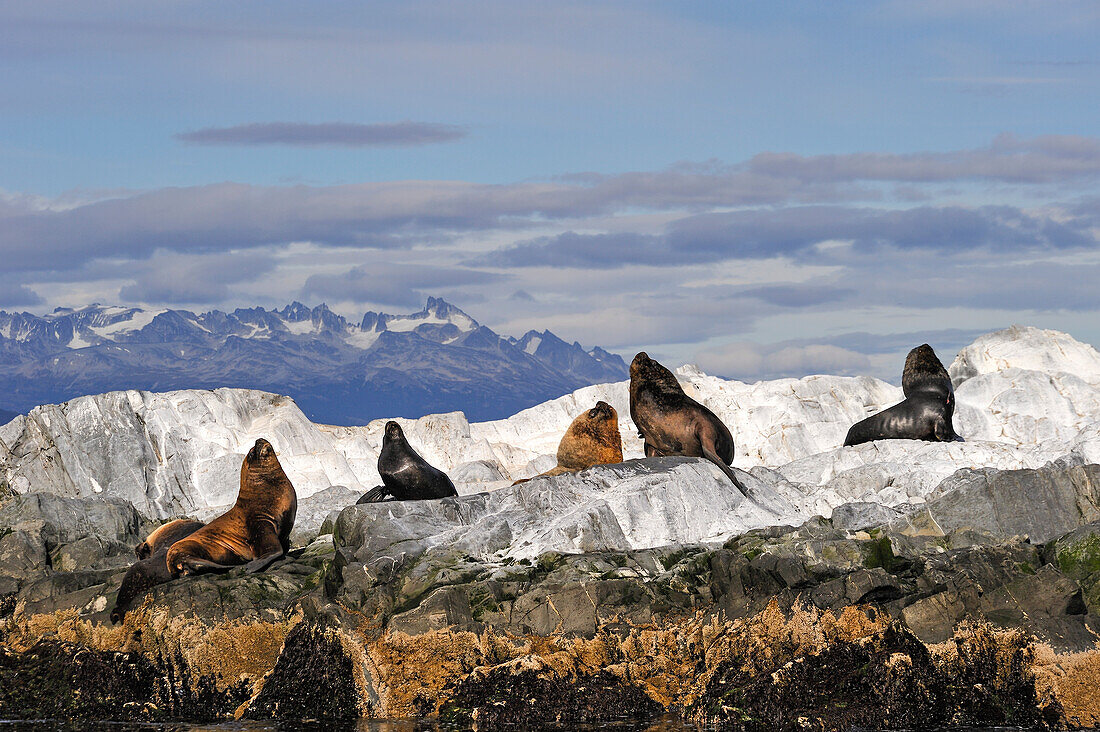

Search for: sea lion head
xmin=902 ymin=343 xmax=952 ymax=399
xmin=587 ymin=400 xmax=617 ymax=423
xmin=384 ymin=420 xmax=405 ymax=444
xmin=242 ymin=437 xmax=291 ymax=490
xmin=630 ymin=351 xmax=681 ymax=393
xmin=134 ymin=540 xmax=152 ymax=560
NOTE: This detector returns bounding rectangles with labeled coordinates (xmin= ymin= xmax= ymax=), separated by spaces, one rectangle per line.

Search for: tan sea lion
xmin=166 ymin=438 xmax=297 ymax=577
xmin=629 ymin=352 xmax=747 ymax=495
xmin=513 ymin=401 xmax=624 ymax=484
xmin=135 ymin=518 xmax=203 ymax=559
xmin=357 ymin=421 xmax=457 ymax=503
xmin=112 ymin=519 xmax=204 ymax=623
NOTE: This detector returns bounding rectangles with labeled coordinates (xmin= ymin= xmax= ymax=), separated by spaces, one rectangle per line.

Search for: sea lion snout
xmin=248 ymin=438 xmax=274 ymax=461
xmin=589 ymin=401 xmax=615 ymax=420
xmin=384 ymin=420 xmax=404 ymax=441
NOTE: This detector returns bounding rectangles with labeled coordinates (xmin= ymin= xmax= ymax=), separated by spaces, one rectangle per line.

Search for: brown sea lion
xmin=513 ymin=401 xmax=625 ymax=484
xmin=166 ymin=438 xmax=297 ymax=577
xmin=135 ymin=518 xmax=203 ymax=559
xmin=112 ymin=519 xmax=204 ymax=623
xmin=357 ymin=421 xmax=458 ymax=503
xmin=902 ymin=343 xmax=954 ymax=402
xmin=629 ymin=352 xmax=747 ymax=495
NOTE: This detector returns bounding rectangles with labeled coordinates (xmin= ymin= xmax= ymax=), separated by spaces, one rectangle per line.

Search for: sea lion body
xmin=629 ymin=352 xmax=747 ymax=495
xmin=844 ymin=392 xmax=958 ymax=446
xmin=513 ymin=401 xmax=624 ymax=484
xmin=166 ymin=438 xmax=296 ymax=577
xmin=557 ymin=401 xmax=624 ymax=470
xmin=135 ymin=518 xmax=203 ymax=559
xmin=112 ymin=519 xmax=203 ymax=623
xmin=358 ymin=421 xmax=457 ymax=503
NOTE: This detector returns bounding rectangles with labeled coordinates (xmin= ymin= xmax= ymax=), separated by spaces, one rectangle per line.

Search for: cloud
xmin=2 ymin=135 xmax=1099 ymax=276
xmin=694 ymin=341 xmax=872 ymax=381
xmin=300 ymin=263 xmax=504 ymax=308
xmin=175 ymin=121 xmax=467 ymax=147
xmin=483 ymin=204 xmax=1097 ymax=269
xmin=0 ymin=284 xmax=44 ymax=308
xmin=746 ymin=134 xmax=1100 ymax=184
xmin=119 ymin=251 xmax=276 ymax=304
xmin=739 ymin=284 xmax=853 ymax=307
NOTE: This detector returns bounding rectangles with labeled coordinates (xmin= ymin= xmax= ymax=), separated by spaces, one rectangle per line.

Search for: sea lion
xmin=166 ymin=438 xmax=297 ymax=577
xmin=629 ymin=352 xmax=747 ymax=495
xmin=513 ymin=401 xmax=625 ymax=484
xmin=844 ymin=344 xmax=959 ymax=446
xmin=357 ymin=421 xmax=458 ymax=503
xmin=902 ymin=343 xmax=954 ymax=402
xmin=112 ymin=519 xmax=204 ymax=623
xmin=134 ymin=518 xmax=203 ymax=559
xmin=843 ymin=391 xmax=958 ymax=446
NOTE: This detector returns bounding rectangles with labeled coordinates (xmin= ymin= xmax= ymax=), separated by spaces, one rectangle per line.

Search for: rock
xmin=831 ymin=502 xmax=906 ymax=531
xmin=1054 ymin=521 xmax=1100 ymax=612
xmin=450 ymin=459 xmax=508 ymax=483
xmin=442 ymin=669 xmax=662 ymax=728
xmin=890 ymin=463 xmax=1100 ymax=544
xmin=0 ymin=493 xmax=148 ymax=581
xmin=246 ymin=622 xmax=366 ymax=723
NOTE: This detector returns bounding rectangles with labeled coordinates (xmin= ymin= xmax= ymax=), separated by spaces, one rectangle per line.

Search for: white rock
xmin=5 ymin=325 xmax=1100 ymax=549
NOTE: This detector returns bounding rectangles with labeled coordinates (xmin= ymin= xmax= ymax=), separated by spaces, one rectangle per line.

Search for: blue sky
xmin=2 ymin=1 xmax=1099 ymax=380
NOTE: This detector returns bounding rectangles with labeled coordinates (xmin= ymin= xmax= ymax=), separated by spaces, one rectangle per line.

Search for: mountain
xmin=0 ymin=298 xmax=626 ymax=424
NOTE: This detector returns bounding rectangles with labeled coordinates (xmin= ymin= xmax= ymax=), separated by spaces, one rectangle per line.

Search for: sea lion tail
xmin=701 ymin=446 xmax=748 ymax=497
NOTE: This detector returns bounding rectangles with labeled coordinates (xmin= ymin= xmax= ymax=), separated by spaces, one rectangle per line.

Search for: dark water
xmin=0 ymin=721 xmax=1052 ymax=731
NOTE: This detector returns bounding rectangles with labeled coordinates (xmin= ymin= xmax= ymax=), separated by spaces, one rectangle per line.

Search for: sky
xmin=2 ymin=1 xmax=1099 ymax=382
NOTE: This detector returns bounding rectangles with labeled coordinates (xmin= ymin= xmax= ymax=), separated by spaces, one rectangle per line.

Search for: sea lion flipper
xmin=244 ymin=550 xmax=285 ymax=574
xmin=357 ymin=486 xmax=390 ymax=503
xmin=701 ymin=445 xmax=748 ymax=496
xmin=176 ymin=556 xmax=239 ymax=575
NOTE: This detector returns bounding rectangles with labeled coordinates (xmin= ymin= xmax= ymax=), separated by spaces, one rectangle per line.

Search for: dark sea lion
xmin=112 ymin=519 xmax=204 ymax=623
xmin=166 ymin=438 xmax=297 ymax=577
xmin=629 ymin=352 xmax=747 ymax=495
xmin=513 ymin=401 xmax=625 ymax=484
xmin=845 ymin=344 xmax=960 ymax=446
xmin=902 ymin=343 xmax=954 ymax=402
xmin=843 ymin=392 xmax=958 ymax=447
xmin=134 ymin=518 xmax=204 ymax=559
xmin=357 ymin=421 xmax=458 ymax=503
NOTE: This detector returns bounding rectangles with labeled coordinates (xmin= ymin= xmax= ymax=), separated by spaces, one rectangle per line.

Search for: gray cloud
xmin=482 ymin=204 xmax=1097 ymax=269
xmin=746 ymin=134 xmax=1100 ymax=184
xmin=118 ymin=251 xmax=277 ymax=304
xmin=739 ymin=284 xmax=853 ymax=308
xmin=3 ymin=135 xmax=1099 ymax=276
xmin=300 ymin=263 xmax=504 ymax=308
xmin=175 ymin=121 xmax=467 ymax=147
xmin=0 ymin=284 xmax=44 ymax=308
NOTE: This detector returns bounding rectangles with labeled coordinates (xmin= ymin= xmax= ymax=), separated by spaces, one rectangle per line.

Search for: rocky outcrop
xmin=6 ymin=325 xmax=1100 ymax=727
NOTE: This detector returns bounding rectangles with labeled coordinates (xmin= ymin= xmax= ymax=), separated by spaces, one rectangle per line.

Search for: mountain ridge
xmin=0 ymin=298 xmax=626 ymax=424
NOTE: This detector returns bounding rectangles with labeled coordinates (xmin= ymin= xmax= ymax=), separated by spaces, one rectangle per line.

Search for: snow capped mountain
xmin=0 ymin=298 xmax=627 ymax=424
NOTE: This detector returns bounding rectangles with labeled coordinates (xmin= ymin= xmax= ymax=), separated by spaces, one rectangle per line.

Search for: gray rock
xmin=831 ymin=501 xmax=906 ymax=531
xmin=890 ymin=463 xmax=1100 ymax=544
xmin=290 ymin=485 xmax=361 ymax=546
